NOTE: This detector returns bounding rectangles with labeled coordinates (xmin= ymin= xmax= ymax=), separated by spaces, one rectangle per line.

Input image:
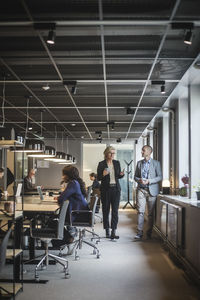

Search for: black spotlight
xmin=184 ymin=29 xmax=192 ymax=45
xmin=47 ymin=30 xmax=55 ymax=44
xmin=126 ymin=108 xmax=135 ymax=115
xmin=161 ymin=84 xmax=165 ymax=94
xmin=71 ymin=81 xmax=77 ymax=94
xmin=116 ymin=138 xmax=122 ymax=143
xmin=107 ymin=121 xmax=115 ymax=130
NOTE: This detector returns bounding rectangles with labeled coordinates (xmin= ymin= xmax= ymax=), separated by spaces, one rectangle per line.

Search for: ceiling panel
xmin=0 ymin=0 xmax=199 ymax=142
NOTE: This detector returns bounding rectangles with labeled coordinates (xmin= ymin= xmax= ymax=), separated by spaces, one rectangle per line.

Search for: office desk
xmin=0 ymin=209 xmax=23 ymax=283
xmin=1 ymin=196 xmax=59 ymax=261
xmin=22 ymin=196 xmax=59 ymax=261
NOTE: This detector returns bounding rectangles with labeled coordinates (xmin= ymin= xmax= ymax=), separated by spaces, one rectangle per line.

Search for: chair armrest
xmin=71 ymin=210 xmax=92 ymax=214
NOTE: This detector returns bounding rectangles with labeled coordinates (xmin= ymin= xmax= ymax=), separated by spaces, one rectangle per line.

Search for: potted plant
xmin=179 ymin=174 xmax=189 ymax=197
xmin=193 ymin=182 xmax=200 ymax=200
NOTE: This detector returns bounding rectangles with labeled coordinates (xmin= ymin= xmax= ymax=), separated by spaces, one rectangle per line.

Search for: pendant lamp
xmin=11 ymin=139 xmax=45 ymax=152
xmin=28 ymin=146 xmax=56 ymax=158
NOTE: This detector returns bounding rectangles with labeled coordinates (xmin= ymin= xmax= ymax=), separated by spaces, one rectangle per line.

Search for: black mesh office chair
xmin=86 ymin=185 xmax=93 ymax=204
xmin=61 ymin=196 xmax=100 ymax=260
xmin=30 ymin=200 xmax=70 ymax=281
xmin=92 ymin=188 xmax=103 ymax=223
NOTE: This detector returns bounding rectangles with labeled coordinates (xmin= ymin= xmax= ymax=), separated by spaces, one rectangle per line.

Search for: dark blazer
xmin=97 ymin=159 xmax=124 ymax=192
xmin=24 ymin=176 xmax=36 ymax=192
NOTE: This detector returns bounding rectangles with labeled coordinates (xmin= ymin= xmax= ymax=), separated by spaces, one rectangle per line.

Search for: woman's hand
xmin=120 ymin=168 xmax=125 ymax=176
xmin=103 ymin=169 xmax=109 ymax=176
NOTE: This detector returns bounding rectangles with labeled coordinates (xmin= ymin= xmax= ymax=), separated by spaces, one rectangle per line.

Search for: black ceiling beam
xmin=151 ymin=80 xmax=165 ymax=85
xmin=33 ymin=23 xmax=56 ymax=30
xmin=171 ymin=22 xmax=194 ymax=29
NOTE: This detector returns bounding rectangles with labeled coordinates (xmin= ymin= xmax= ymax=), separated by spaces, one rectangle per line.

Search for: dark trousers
xmin=101 ymin=187 xmax=120 ymax=230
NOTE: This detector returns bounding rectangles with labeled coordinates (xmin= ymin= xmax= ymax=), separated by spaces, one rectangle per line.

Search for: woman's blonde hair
xmin=104 ymin=146 xmax=115 ymax=159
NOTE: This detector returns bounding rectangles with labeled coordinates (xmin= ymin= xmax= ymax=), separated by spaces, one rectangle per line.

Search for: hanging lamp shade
xmin=66 ymin=154 xmax=73 ymax=163
xmin=28 ymin=146 xmax=56 ymax=158
xmin=58 ymin=154 xmax=73 ymax=165
xmin=10 ymin=139 xmax=45 ymax=152
xmin=45 ymin=151 xmax=67 ymax=162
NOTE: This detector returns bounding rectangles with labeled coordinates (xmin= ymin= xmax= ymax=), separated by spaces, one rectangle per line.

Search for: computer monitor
xmin=16 ymin=183 xmax=22 ymax=197
xmin=37 ymin=186 xmax=44 ymax=201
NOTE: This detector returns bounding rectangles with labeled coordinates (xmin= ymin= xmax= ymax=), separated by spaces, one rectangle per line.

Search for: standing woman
xmin=97 ymin=146 xmax=124 ymax=239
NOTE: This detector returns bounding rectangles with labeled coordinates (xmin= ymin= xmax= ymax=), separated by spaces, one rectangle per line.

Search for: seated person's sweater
xmin=58 ymin=179 xmax=88 ymax=224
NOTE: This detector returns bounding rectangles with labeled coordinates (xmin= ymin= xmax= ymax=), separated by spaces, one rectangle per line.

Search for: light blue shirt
xmin=139 ymin=158 xmax=151 ymax=188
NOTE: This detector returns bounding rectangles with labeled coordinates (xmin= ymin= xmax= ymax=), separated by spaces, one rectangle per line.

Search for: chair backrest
xmin=57 ymin=200 xmax=69 ymax=239
xmin=89 ymin=195 xmax=99 ymax=227
xmin=92 ymin=188 xmax=100 ymax=198
xmin=86 ymin=186 xmax=92 ymax=203
xmin=0 ymin=227 xmax=12 ymax=272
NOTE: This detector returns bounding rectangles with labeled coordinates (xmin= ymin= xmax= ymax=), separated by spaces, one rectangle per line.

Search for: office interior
xmin=0 ymin=1 xmax=200 ymax=299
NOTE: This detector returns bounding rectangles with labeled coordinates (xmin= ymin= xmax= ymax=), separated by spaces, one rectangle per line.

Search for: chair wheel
xmin=35 ymin=275 xmax=40 ymax=282
xmin=65 ymin=273 xmax=71 ymax=279
xmin=75 ymin=255 xmax=80 ymax=261
xmin=97 ymin=254 xmax=100 ymax=259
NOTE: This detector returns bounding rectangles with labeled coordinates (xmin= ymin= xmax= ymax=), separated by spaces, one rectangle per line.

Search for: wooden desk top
xmin=0 ymin=196 xmax=59 ymax=214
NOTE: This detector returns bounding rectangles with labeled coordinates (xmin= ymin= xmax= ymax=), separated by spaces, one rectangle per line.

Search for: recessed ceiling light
xmin=81 ymin=136 xmax=84 ymax=139
xmin=71 ymin=123 xmax=76 ymax=127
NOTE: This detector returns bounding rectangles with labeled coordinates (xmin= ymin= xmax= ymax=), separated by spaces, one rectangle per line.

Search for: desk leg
xmin=29 ymin=236 xmax=35 ymax=260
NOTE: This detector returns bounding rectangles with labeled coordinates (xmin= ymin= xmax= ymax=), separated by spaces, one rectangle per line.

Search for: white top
xmin=108 ymin=162 xmax=116 ymax=184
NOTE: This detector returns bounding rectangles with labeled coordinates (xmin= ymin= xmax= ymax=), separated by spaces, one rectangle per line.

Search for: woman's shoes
xmin=105 ymin=229 xmax=110 ymax=238
xmin=111 ymin=230 xmax=119 ymax=239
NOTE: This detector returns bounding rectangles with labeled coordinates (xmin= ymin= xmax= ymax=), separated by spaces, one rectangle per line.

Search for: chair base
xmin=59 ymin=229 xmax=100 ymax=260
xmin=35 ymin=251 xmax=70 ymax=281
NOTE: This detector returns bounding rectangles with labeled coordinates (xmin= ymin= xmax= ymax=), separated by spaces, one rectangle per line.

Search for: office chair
xmin=86 ymin=185 xmax=93 ymax=204
xmin=0 ymin=227 xmax=13 ymax=297
xmin=92 ymin=188 xmax=103 ymax=223
xmin=59 ymin=196 xmax=100 ymax=260
xmin=30 ymin=200 xmax=70 ymax=281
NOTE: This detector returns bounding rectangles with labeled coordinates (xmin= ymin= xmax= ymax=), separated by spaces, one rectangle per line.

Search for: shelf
xmin=0 ymin=140 xmax=23 ymax=148
xmin=6 ymin=249 xmax=23 ymax=259
xmin=0 ymin=283 xmax=22 ymax=296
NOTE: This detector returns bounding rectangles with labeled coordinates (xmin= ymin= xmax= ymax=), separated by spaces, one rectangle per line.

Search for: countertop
xmin=158 ymin=194 xmax=200 ymax=208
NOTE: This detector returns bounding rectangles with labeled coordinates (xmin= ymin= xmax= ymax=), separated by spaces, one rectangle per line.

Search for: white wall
xmin=190 ymin=85 xmax=200 ymax=197
xmin=178 ymin=97 xmax=189 ymax=187
xmin=162 ymin=114 xmax=170 ymax=181
xmin=82 ymin=144 xmax=106 ymax=187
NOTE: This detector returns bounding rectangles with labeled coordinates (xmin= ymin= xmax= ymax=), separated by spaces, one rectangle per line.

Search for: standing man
xmin=97 ymin=146 xmax=124 ymax=239
xmin=134 ymin=145 xmax=162 ymax=240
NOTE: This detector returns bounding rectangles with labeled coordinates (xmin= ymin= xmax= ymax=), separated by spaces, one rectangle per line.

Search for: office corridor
xmin=18 ymin=209 xmax=200 ymax=300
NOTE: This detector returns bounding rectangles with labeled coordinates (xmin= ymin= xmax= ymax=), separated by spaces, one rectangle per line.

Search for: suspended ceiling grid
xmin=0 ymin=0 xmax=199 ymax=141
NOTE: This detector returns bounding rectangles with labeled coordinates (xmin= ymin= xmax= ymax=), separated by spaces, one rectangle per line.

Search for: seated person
xmin=89 ymin=172 xmax=101 ymax=212
xmin=51 ymin=165 xmax=89 ymax=247
xmin=24 ymin=169 xmax=36 ymax=192
xmin=0 ymin=167 xmax=15 ymax=198
xmin=89 ymin=172 xmax=100 ymax=191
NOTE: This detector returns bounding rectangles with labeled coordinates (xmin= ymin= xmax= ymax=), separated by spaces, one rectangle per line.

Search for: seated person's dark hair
xmin=89 ymin=172 xmax=97 ymax=179
xmin=62 ymin=165 xmax=87 ymax=198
